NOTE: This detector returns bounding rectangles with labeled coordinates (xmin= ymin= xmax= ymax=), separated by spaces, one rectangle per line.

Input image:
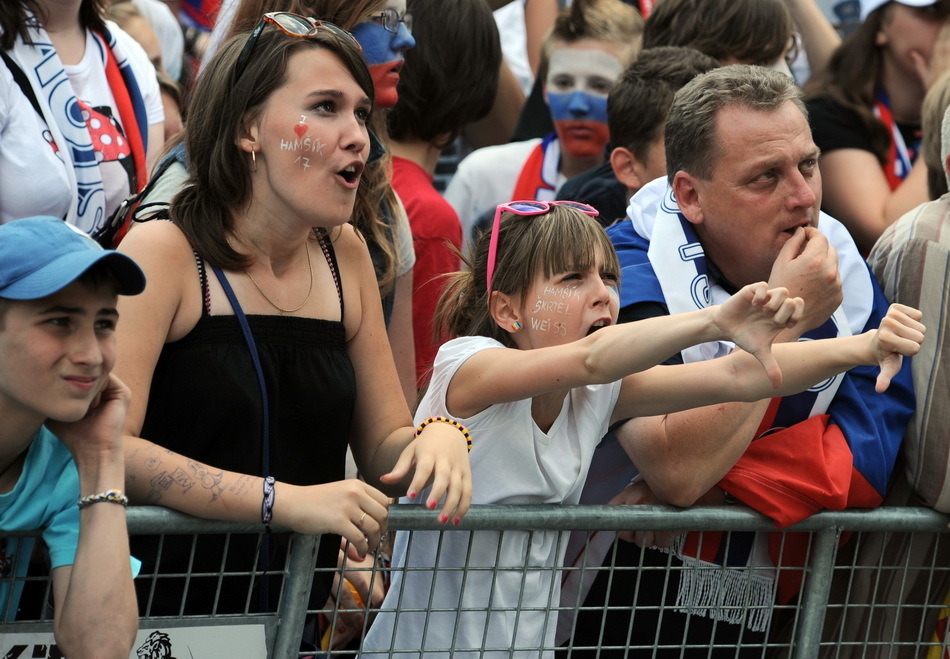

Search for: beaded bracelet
xmin=261 ymin=476 xmax=276 ymax=532
xmin=77 ymin=489 xmax=128 ymax=510
xmin=414 ymin=416 xmax=472 ymax=452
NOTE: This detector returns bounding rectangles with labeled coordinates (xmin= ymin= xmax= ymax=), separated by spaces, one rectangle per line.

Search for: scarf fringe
xmin=662 ymin=536 xmax=776 ymax=633
xmin=674 ymin=556 xmax=776 ymax=633
xmin=657 ymin=535 xmax=775 ymax=632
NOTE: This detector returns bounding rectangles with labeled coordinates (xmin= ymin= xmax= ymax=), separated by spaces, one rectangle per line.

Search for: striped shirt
xmin=869 ymin=195 xmax=950 ymax=513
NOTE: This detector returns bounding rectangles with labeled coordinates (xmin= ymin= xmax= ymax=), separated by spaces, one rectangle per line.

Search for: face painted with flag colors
xmin=544 ymin=42 xmax=625 ymax=159
xmin=351 ymin=0 xmax=416 ymax=109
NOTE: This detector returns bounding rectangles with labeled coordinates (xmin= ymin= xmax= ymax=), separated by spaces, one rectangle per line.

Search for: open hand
xmin=380 ymin=421 xmax=472 ymax=524
xmin=715 ymin=282 xmax=805 ymax=388
xmin=870 ymin=303 xmax=925 ymax=393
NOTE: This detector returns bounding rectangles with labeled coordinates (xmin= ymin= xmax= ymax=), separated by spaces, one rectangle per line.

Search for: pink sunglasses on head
xmin=486 ymin=200 xmax=599 ymax=291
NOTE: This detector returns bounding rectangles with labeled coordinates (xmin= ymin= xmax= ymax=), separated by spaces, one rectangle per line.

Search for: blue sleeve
xmin=826 ymin=265 xmax=916 ymax=497
xmin=606 ymin=220 xmax=666 ymax=310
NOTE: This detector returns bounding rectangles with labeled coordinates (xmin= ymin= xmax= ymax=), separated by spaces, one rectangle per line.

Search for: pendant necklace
xmin=244 ymin=240 xmax=314 ymax=315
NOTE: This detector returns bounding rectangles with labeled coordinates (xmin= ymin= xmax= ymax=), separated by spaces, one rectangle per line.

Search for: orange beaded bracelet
xmin=414 ymin=416 xmax=472 ymax=452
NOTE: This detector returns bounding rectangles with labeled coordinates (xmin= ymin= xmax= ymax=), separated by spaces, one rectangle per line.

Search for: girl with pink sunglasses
xmin=360 ymin=201 xmax=925 ymax=658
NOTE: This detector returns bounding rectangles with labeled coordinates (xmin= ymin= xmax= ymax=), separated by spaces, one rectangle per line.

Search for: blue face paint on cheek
xmin=547 ymin=91 xmax=609 ymax=123
xmin=351 ymin=21 xmax=400 ymax=66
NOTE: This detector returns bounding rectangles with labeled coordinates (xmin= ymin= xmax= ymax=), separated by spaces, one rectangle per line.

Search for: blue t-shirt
xmin=0 ymin=426 xmax=80 ymax=621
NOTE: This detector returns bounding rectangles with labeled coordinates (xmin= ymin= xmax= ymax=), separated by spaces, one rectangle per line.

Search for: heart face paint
xmin=351 ymin=1 xmax=415 ymax=109
xmin=545 ymin=47 xmax=623 ymax=159
xmin=280 ymin=116 xmax=327 ymax=170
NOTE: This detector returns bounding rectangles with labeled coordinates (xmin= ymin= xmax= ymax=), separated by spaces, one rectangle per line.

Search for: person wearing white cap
xmin=0 ymin=216 xmax=145 ymax=657
xmin=804 ymin=0 xmax=950 ymax=253
xmin=862 ymin=0 xmax=944 ymax=19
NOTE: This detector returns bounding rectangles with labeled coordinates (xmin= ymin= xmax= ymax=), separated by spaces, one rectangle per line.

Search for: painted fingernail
xmin=427 ymin=499 xmax=437 ymax=510
xmin=439 ymin=514 xmax=448 ymax=524
xmin=453 ymin=518 xmax=461 ymax=526
xmin=408 ymin=491 xmax=417 ymax=499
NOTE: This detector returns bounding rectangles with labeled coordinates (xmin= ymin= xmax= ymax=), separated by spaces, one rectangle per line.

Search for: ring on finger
xmin=358 ymin=511 xmax=367 ymax=527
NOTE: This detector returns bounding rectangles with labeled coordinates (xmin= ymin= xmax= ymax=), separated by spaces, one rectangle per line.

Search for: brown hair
xmin=226 ymin=0 xmax=399 ymax=294
xmin=171 ymin=24 xmax=374 ymax=269
xmin=226 ymin=0 xmax=385 ymax=37
xmin=803 ymin=4 xmax=891 ymax=165
xmin=665 ymin=64 xmax=806 ymax=182
xmin=642 ymin=0 xmax=792 ymax=66
xmin=387 ymin=0 xmax=501 ymax=150
xmin=607 ymin=46 xmax=720 ymax=163
xmin=434 ymin=205 xmax=620 ymax=347
xmin=539 ymin=0 xmax=644 ymax=81
xmin=1 ymin=0 xmax=108 ymax=50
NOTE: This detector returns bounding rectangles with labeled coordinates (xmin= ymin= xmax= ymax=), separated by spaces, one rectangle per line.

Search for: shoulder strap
xmin=191 ymin=249 xmax=211 ymax=316
xmin=1 ymin=50 xmax=43 ymax=119
xmin=139 ymin=143 xmax=188 ymax=220
xmin=315 ymin=231 xmax=344 ymax=321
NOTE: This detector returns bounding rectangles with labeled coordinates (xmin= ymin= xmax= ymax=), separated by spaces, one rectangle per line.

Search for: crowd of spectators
xmin=2 ymin=0 xmax=950 ymax=656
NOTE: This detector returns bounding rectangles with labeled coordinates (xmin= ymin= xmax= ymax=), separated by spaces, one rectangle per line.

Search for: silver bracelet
xmin=77 ymin=489 xmax=128 ymax=509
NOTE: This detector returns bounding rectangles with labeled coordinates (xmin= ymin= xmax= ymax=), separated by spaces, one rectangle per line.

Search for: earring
xmin=251 ymin=150 xmax=257 ymax=172
xmin=511 ymin=321 xmax=523 ymax=332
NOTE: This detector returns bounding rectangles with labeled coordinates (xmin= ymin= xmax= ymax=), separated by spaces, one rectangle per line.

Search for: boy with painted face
xmin=544 ymin=47 xmax=623 ymax=161
xmin=0 ymin=216 xmax=144 ymax=656
xmin=444 ymin=0 xmax=642 ymax=248
xmin=350 ymin=0 xmax=416 ymax=109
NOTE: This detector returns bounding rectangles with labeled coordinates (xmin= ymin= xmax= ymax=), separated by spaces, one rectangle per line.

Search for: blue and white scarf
xmin=8 ymin=16 xmax=148 ymax=234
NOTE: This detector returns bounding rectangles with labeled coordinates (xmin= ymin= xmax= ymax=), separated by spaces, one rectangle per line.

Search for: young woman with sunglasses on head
xmin=210 ymin=0 xmax=420 ymax=404
xmin=359 ymin=201 xmax=925 ymax=657
xmin=114 ymin=16 xmax=471 ymax=620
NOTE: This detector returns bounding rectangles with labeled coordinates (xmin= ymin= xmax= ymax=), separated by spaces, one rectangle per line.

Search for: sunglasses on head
xmin=233 ymin=12 xmax=362 ymax=83
xmin=486 ymin=200 xmax=599 ymax=292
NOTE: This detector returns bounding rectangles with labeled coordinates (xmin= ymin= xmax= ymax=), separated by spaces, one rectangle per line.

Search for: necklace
xmin=244 ymin=240 xmax=314 ymax=315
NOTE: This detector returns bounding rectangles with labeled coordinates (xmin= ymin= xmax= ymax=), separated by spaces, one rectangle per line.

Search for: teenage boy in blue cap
xmin=0 ymin=216 xmax=144 ymax=657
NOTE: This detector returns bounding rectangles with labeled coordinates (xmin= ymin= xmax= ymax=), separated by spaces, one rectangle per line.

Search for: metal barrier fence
xmin=1 ymin=505 xmax=948 ymax=658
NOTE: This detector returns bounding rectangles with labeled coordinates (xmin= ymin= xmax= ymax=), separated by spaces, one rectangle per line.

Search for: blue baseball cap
xmin=0 ymin=217 xmax=146 ymax=299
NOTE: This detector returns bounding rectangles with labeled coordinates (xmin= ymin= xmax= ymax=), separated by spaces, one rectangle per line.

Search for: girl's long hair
xmin=224 ymin=0 xmax=398 ymax=294
xmin=170 ymin=25 xmax=374 ymax=269
xmin=1 ymin=0 xmax=108 ymax=49
xmin=803 ymin=6 xmax=890 ymax=165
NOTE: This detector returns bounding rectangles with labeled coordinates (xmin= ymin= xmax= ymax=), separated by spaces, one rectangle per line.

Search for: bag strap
xmin=209 ymin=265 xmax=271 ymax=475
xmin=209 ymin=264 xmax=273 ymax=610
xmin=0 ymin=50 xmax=44 ymax=119
xmin=93 ymin=142 xmax=187 ymax=246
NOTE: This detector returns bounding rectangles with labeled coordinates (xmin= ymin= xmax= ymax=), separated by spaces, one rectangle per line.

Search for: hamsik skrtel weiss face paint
xmin=545 ymin=47 xmax=623 ymax=159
